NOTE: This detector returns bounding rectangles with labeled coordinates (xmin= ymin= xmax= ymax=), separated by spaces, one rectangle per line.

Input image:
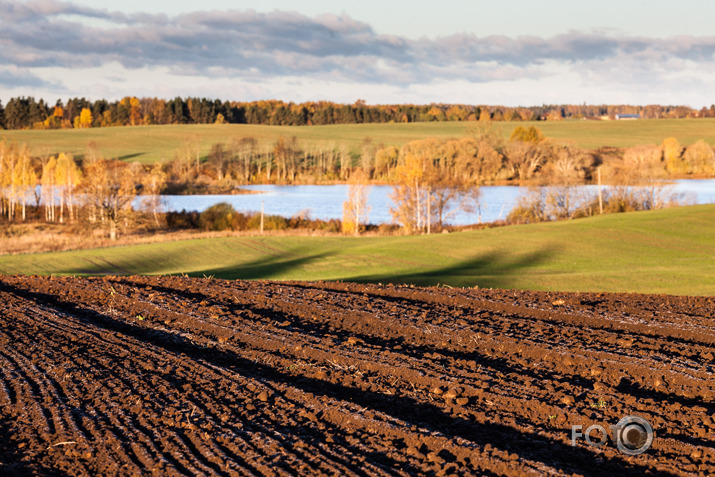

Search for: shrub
xmin=246 ymin=213 xmax=288 ymax=231
xmin=199 ymin=202 xmax=242 ymax=231
xmin=166 ymin=210 xmax=200 ymax=229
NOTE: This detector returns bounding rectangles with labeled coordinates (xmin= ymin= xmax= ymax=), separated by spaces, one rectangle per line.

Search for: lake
xmin=157 ymin=179 xmax=715 ymax=225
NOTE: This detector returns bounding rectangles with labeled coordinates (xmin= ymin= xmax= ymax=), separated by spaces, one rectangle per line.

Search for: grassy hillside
xmin=1 ymin=205 xmax=713 ymax=295
xmin=2 ymin=119 xmax=715 ymax=164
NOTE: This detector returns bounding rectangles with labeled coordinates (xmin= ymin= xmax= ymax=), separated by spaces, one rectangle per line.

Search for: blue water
xmin=155 ymin=179 xmax=715 ymax=226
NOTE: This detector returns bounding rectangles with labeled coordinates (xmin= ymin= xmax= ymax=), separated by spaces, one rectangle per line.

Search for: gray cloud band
xmin=1 ymin=0 xmax=714 ymax=86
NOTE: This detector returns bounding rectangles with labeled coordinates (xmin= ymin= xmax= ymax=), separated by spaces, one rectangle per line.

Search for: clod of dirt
xmin=455 ymin=397 xmax=469 ymax=406
xmin=551 ymin=299 xmax=566 ymax=306
xmin=347 ymin=337 xmax=363 ymax=346
xmin=406 ymin=446 xmax=421 ymax=456
xmin=617 ymin=338 xmax=634 ymax=348
xmin=562 ymin=395 xmax=575 ymax=405
xmin=443 ymin=387 xmax=463 ymax=400
xmin=431 ymin=386 xmax=445 ymax=395
xmin=257 ymin=391 xmax=269 ymax=402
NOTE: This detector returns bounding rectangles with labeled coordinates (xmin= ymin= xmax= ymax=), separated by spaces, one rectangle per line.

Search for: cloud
xmin=0 ymin=66 xmax=62 ymax=89
xmin=2 ymin=1 xmax=715 ymax=104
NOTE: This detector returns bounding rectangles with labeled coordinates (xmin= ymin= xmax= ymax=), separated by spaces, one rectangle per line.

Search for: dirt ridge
xmin=0 ymin=276 xmax=713 ymax=476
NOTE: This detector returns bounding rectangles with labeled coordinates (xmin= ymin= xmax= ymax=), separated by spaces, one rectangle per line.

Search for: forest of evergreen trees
xmin=1 ymin=96 xmax=714 ymax=130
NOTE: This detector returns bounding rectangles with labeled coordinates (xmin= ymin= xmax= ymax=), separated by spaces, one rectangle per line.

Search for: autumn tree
xmin=374 ymin=146 xmax=399 ymax=179
xmin=341 ymin=168 xmax=371 ymax=235
xmin=208 ymin=143 xmax=227 ymax=182
xmin=0 ymin=141 xmax=18 ymax=220
xmin=504 ymin=125 xmax=549 ymax=181
xmin=389 ymin=140 xmax=438 ymax=233
xmin=140 ymin=163 xmax=167 ymax=227
xmin=504 ymin=140 xmax=547 ymax=181
xmin=541 ymin=142 xmax=592 ymax=219
xmin=623 ymin=144 xmax=665 ymax=179
xmin=426 ymin=172 xmax=466 ymax=231
xmin=119 ymin=96 xmax=143 ymax=126
xmin=229 ymin=136 xmax=257 ymax=182
xmin=41 ymin=155 xmax=57 ymax=221
xmin=360 ymin=138 xmax=376 ymax=179
xmin=600 ymin=145 xmax=671 ymax=212
xmin=446 ymin=105 xmax=468 ymax=121
xmin=16 ymin=145 xmax=36 ymax=221
xmin=81 ymin=159 xmax=140 ymax=240
xmin=272 ymin=136 xmax=300 ymax=182
xmin=683 ymin=140 xmax=715 ymax=175
xmin=662 ymin=137 xmax=686 ymax=175
xmin=310 ymin=142 xmax=337 ymax=180
xmin=510 ymin=126 xmax=545 ymax=144
xmin=75 ymin=108 xmax=93 ymax=129
xmin=171 ymin=137 xmax=200 ymax=184
xmin=54 ymin=153 xmax=82 ymax=223
xmin=338 ymin=144 xmax=351 ymax=180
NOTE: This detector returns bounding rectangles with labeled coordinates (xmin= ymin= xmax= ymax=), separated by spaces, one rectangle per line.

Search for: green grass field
xmin=2 ymin=119 xmax=715 ymax=164
xmin=1 ymin=204 xmax=713 ymax=295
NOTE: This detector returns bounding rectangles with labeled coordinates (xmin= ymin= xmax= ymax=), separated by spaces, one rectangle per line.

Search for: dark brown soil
xmin=0 ymin=276 xmax=713 ymax=476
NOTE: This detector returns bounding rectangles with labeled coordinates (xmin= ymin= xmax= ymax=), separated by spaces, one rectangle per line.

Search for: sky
xmin=2 ymin=0 xmax=715 ymax=107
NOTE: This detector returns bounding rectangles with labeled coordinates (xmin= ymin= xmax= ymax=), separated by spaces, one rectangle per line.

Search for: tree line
xmin=1 ymin=127 xmax=713 ymax=237
xmin=2 ymin=96 xmax=715 ymax=130
xmin=182 ymin=126 xmax=714 ymax=187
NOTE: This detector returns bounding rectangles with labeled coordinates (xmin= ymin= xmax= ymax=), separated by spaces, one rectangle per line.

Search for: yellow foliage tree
xmin=129 ymin=97 xmax=142 ymax=126
xmin=0 ymin=141 xmax=17 ymax=220
xmin=683 ymin=140 xmax=715 ymax=175
xmin=341 ymin=168 xmax=371 ymax=235
xmin=77 ymin=108 xmax=93 ymax=129
xmin=42 ymin=156 xmax=58 ymax=221
xmin=81 ymin=159 xmax=139 ymax=240
xmin=510 ymin=126 xmax=545 ymax=144
xmin=389 ymin=145 xmax=430 ymax=233
xmin=445 ymin=106 xmax=467 ymax=121
xmin=662 ymin=137 xmax=686 ymax=175
xmin=16 ymin=145 xmax=36 ymax=221
xmin=54 ymin=153 xmax=82 ymax=223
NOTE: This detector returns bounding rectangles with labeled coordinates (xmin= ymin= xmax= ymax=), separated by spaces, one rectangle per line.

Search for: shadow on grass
xmin=117 ymin=153 xmax=145 ymax=161
xmin=64 ymin=249 xmax=332 ymax=281
xmin=65 ymin=246 xmax=556 ymax=289
xmin=344 ymin=248 xmax=556 ymax=289
xmin=185 ymin=252 xmax=331 ymax=280
xmin=179 ymin=247 xmax=556 ymax=288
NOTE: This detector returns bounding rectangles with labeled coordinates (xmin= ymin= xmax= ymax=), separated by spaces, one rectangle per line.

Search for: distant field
xmin=1 ymin=119 xmax=715 ymax=163
xmin=1 ymin=204 xmax=713 ymax=295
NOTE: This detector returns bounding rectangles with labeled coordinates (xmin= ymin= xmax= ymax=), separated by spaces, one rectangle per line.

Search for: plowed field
xmin=0 ymin=276 xmax=713 ymax=476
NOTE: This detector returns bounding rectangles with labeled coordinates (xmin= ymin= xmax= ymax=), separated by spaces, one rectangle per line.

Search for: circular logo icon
xmin=614 ymin=416 xmax=653 ymax=455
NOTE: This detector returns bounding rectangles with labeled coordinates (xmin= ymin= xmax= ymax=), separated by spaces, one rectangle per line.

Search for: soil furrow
xmin=0 ymin=275 xmax=713 ymax=476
